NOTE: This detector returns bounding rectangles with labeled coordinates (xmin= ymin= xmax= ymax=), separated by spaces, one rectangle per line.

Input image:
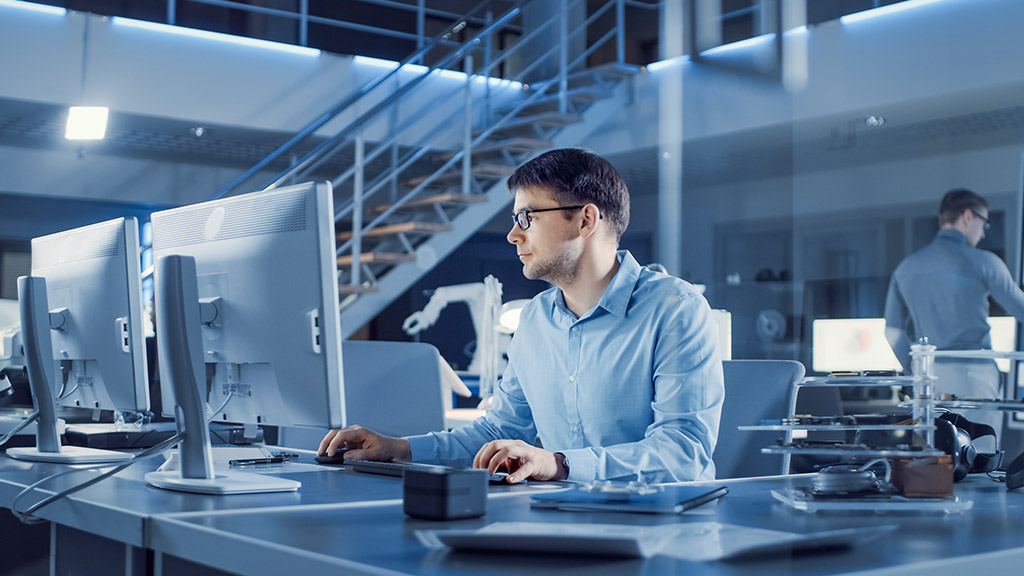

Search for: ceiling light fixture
xmin=65 ymin=106 xmax=109 ymax=140
xmin=111 ymin=17 xmax=321 ymax=57
xmin=0 ymin=0 xmax=66 ymax=16
xmin=841 ymin=0 xmax=944 ymax=25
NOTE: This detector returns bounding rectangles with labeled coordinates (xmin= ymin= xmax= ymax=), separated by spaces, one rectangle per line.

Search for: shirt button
xmin=569 ymin=375 xmax=575 ymax=382
xmin=571 ymin=426 xmax=579 ymax=432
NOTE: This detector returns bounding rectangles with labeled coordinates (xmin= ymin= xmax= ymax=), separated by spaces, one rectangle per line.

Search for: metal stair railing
xmin=328 ymin=0 xmax=644 ymax=270
xmin=207 ymin=0 xmax=654 ymax=324
xmin=209 ymin=0 xmax=525 ymax=201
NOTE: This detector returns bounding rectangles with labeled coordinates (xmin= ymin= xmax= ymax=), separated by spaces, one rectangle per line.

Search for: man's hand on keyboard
xmin=473 ymin=439 xmax=566 ymax=483
xmin=318 ymin=425 xmax=412 ymax=462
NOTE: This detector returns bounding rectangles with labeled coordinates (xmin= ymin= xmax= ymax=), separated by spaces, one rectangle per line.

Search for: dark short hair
xmin=506 ymin=148 xmax=630 ymax=241
xmin=939 ymin=188 xmax=988 ymax=225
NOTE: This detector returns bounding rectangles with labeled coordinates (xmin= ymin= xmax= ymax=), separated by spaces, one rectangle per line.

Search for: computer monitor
xmin=812 ymin=317 xmax=1018 ymax=374
xmin=987 ymin=316 xmax=1016 ymax=373
xmin=147 ymin=181 xmax=344 ymax=494
xmin=11 ymin=217 xmax=148 ymax=463
xmin=811 ymin=318 xmax=902 ymax=374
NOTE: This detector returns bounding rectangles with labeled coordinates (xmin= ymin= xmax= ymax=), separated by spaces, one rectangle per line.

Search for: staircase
xmin=210 ymin=0 xmax=645 ymax=338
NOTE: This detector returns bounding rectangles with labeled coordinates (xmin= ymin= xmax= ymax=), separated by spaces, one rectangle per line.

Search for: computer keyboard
xmin=346 ymin=459 xmax=452 ymax=477
xmin=346 ymin=459 xmax=522 ymax=484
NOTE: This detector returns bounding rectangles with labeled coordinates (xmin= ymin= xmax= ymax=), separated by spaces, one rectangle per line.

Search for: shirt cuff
xmin=559 ymin=448 xmax=596 ymax=482
xmin=404 ymin=434 xmax=438 ymax=463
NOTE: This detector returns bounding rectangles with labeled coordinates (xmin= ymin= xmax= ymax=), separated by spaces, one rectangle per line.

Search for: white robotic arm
xmin=402 ymin=283 xmax=488 ymax=336
xmin=402 ymin=277 xmax=504 ymax=398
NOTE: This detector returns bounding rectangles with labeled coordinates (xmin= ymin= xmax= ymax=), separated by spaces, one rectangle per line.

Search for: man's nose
xmin=507 ymin=224 xmax=523 ymax=244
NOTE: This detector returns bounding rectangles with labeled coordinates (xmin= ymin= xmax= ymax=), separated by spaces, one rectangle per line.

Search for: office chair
xmin=714 ymin=359 xmax=805 ymax=478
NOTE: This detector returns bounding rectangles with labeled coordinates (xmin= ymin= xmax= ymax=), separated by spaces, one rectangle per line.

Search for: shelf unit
xmin=739 ymin=342 xmax=1024 ymax=511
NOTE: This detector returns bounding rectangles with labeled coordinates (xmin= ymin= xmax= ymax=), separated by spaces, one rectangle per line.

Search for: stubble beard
xmin=522 ymin=242 xmax=583 ymax=286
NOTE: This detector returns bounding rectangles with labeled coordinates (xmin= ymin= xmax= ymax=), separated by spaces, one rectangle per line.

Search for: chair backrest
xmin=277 ymin=340 xmax=446 ymax=450
xmin=714 ymin=359 xmax=805 ymax=479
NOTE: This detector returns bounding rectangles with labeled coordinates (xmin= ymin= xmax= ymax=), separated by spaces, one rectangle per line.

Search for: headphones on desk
xmin=933 ymin=412 xmax=1003 ymax=482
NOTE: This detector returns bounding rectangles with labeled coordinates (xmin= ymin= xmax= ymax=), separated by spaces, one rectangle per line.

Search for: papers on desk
xmin=417 ymin=521 xmax=894 ymax=560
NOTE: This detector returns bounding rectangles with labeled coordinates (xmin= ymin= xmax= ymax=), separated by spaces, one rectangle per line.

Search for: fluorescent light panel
xmin=0 ymin=0 xmax=66 ymax=16
xmin=647 ymin=23 xmax=806 ymax=72
xmin=841 ymin=0 xmax=944 ymax=24
xmin=65 ymin=106 xmax=109 ymax=140
xmin=702 ymin=33 xmax=775 ymax=56
xmin=353 ymin=55 xmax=523 ymax=88
xmin=111 ymin=17 xmax=320 ymax=57
xmin=646 ymin=54 xmax=690 ymax=72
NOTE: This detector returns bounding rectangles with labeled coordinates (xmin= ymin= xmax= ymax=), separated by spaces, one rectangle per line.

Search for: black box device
xmin=403 ymin=468 xmax=487 ymax=520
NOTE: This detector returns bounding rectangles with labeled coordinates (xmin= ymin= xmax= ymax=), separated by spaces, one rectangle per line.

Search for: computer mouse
xmin=315 ymin=450 xmax=349 ymax=466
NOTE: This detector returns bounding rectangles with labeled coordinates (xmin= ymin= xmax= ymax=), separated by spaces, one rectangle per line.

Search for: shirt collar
xmin=937 ymin=228 xmax=968 ymax=245
xmin=549 ymin=250 xmax=641 ymax=321
xmin=597 ymin=250 xmax=641 ymax=318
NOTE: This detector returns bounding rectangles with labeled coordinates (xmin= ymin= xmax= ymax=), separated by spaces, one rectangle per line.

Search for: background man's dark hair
xmin=506 ymin=148 xmax=630 ymax=242
xmin=939 ymin=188 xmax=988 ymax=226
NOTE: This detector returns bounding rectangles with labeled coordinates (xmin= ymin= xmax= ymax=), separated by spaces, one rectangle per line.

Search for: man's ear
xmin=578 ymin=203 xmax=602 ymax=239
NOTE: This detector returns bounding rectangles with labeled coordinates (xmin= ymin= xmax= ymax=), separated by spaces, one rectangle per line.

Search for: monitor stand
xmin=145 ymin=255 xmax=298 ymax=495
xmin=13 ymin=277 xmax=134 ymax=464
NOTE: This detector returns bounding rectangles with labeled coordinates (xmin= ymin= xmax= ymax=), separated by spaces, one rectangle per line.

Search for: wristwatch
xmin=554 ymin=452 xmax=570 ymax=480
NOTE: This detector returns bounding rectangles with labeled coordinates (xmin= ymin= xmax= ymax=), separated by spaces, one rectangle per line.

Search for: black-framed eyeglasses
xmin=512 ymin=205 xmax=587 ymax=231
xmin=970 ymin=209 xmax=991 ymax=231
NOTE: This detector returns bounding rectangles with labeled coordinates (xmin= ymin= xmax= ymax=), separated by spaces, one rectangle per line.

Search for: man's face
xmin=506 ymin=186 xmax=583 ymax=285
xmin=966 ymin=208 xmax=988 ymax=247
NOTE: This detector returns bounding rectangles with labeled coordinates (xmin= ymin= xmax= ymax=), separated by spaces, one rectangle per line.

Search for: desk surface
xmin=149 ymin=475 xmax=1024 ymax=576
xmin=0 ymin=452 xmax=540 ymax=548
xmin=4 ymin=453 xmax=1024 ymax=576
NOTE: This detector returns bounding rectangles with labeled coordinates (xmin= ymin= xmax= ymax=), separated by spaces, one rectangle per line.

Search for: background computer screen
xmin=812 ymin=317 xmax=1018 ymax=374
xmin=150 ymin=181 xmax=344 ymax=430
xmin=31 ymin=217 xmax=149 ymax=413
xmin=811 ymin=318 xmax=902 ymax=373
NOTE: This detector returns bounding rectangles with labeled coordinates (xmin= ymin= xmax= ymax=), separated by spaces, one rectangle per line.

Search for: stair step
xmin=433 ymin=138 xmax=553 ymax=162
xmin=477 ymin=112 xmax=584 ymax=138
xmin=337 ymin=252 xmax=417 ymax=266
xmin=499 ymin=86 xmax=612 ymax=115
xmin=371 ymin=193 xmax=488 ymax=214
xmin=566 ymin=62 xmax=641 ymax=89
xmin=405 ymin=164 xmax=514 ymax=188
xmin=337 ymin=221 xmax=454 ymax=241
xmin=339 ymin=283 xmax=379 ymax=295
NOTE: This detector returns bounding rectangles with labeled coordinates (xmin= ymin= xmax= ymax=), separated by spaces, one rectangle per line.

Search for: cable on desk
xmin=10 ymin=393 xmax=237 ymax=524
xmin=10 ymin=431 xmax=186 ymax=524
xmin=0 ymin=411 xmax=39 ymax=448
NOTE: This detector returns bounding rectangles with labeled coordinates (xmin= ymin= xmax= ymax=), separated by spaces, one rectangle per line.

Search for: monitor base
xmin=7 ymin=445 xmax=134 ymax=464
xmin=145 ymin=470 xmax=300 ymax=495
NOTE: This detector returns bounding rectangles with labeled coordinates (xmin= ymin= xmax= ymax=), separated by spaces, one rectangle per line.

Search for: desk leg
xmin=52 ymin=524 xmax=148 ymax=576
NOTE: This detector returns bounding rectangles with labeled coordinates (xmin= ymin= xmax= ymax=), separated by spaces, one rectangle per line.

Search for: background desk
xmin=3 ymin=454 xmax=1024 ymax=576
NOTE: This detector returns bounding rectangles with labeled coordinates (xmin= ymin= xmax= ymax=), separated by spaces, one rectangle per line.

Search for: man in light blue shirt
xmin=886 ymin=188 xmax=1024 ymax=433
xmin=320 ymin=148 xmax=724 ymax=482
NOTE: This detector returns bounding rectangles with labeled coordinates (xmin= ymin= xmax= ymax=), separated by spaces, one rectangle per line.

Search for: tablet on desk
xmin=530 ymin=484 xmax=727 ymax=514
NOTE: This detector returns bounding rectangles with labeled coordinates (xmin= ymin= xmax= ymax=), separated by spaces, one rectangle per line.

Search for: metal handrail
xmin=209 ymin=0 xmax=524 ymax=200
xmin=198 ymin=0 xmax=646 ymax=293
xmin=304 ymin=5 xmax=570 ymax=206
xmin=178 ymin=0 xmax=522 ymax=46
xmin=253 ymin=6 xmax=522 ymax=195
xmin=334 ymin=0 xmax=635 ymax=254
xmin=330 ymin=0 xmax=629 ymax=245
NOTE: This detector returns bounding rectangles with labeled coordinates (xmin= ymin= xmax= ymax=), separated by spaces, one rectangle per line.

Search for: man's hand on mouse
xmin=318 ymin=425 xmax=412 ymax=462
